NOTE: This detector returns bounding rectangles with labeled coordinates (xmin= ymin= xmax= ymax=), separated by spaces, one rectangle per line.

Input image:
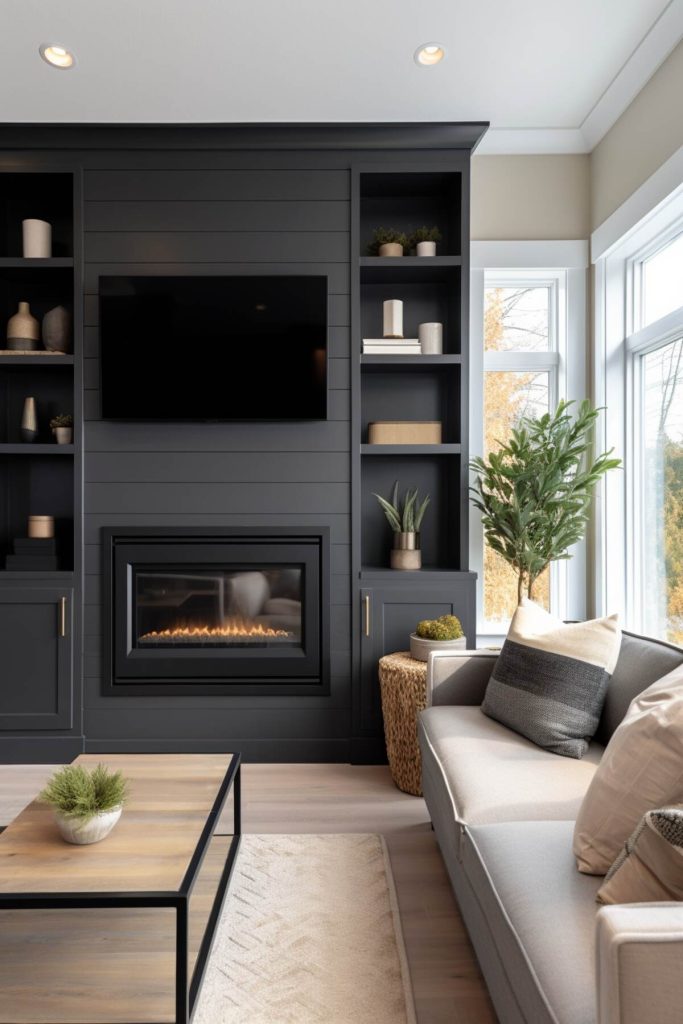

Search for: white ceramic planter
xmin=416 ymin=241 xmax=437 ymax=257
xmin=409 ymin=634 xmax=466 ymax=661
xmin=22 ymin=219 xmax=52 ymax=258
xmin=418 ymin=322 xmax=443 ymax=354
xmin=54 ymin=427 xmax=73 ymax=445
xmin=55 ymin=806 xmax=122 ymax=845
xmin=379 ymin=242 xmax=403 ymax=257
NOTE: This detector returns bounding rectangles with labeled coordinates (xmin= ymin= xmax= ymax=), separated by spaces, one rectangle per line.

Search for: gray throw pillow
xmin=482 ymin=599 xmax=621 ymax=759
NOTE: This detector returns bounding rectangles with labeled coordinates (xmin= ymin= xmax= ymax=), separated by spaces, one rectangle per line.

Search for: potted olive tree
xmin=373 ymin=481 xmax=430 ymax=569
xmin=470 ymin=400 xmax=620 ymax=603
xmin=367 ymin=227 xmax=408 ymax=257
xmin=40 ymin=763 xmax=129 ymax=845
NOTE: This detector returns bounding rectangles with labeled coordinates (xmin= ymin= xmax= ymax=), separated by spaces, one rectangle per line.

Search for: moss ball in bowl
xmin=410 ymin=614 xmax=466 ymax=661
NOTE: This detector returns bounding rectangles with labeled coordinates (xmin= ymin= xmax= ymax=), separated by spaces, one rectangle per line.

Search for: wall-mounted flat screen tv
xmin=99 ymin=275 xmax=328 ymax=420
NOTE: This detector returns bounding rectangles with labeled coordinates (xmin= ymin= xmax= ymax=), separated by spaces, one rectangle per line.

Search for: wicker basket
xmin=378 ymin=652 xmax=428 ymax=796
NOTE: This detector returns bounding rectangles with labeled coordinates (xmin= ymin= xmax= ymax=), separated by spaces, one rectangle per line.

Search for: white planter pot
xmin=416 ymin=241 xmax=437 ymax=257
xmin=54 ymin=427 xmax=73 ymax=445
xmin=378 ymin=242 xmax=403 ymax=257
xmin=55 ymin=806 xmax=122 ymax=845
xmin=22 ymin=219 xmax=52 ymax=259
xmin=418 ymin=322 xmax=443 ymax=354
xmin=409 ymin=633 xmax=466 ymax=661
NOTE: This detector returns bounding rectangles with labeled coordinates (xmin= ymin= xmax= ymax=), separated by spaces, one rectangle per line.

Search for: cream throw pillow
xmin=597 ymin=807 xmax=683 ymax=905
xmin=573 ymin=663 xmax=683 ymax=875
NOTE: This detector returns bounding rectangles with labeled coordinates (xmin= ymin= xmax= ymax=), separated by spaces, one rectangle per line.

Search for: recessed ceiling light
xmin=414 ymin=43 xmax=445 ymax=67
xmin=39 ymin=44 xmax=76 ymax=70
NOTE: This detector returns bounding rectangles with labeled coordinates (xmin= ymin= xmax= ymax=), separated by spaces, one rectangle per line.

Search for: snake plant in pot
xmin=373 ymin=481 xmax=430 ymax=569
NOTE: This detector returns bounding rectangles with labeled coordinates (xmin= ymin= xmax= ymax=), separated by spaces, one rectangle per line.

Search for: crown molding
xmin=475 ymin=128 xmax=587 ymax=155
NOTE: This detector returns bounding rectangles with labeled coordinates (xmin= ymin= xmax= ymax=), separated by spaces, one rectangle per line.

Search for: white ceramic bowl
xmin=55 ymin=806 xmax=122 ymax=845
xmin=409 ymin=633 xmax=467 ymax=662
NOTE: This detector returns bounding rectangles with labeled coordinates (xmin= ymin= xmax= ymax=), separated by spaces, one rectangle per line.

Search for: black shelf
xmin=0 ymin=258 xmax=74 ymax=269
xmin=359 ymin=256 xmax=461 ymax=286
xmin=360 ymin=256 xmax=461 ymax=268
xmin=361 ymin=354 xmax=461 ymax=368
xmin=0 ymin=354 xmax=74 ymax=366
xmin=0 ymin=443 xmax=74 ymax=455
xmin=361 ymin=444 xmax=460 ymax=456
xmin=360 ymin=567 xmax=476 ymax=580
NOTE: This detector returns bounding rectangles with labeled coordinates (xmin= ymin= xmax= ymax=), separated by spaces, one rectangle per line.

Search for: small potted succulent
xmin=50 ymin=413 xmax=73 ymax=445
xmin=410 ymin=226 xmax=442 ymax=257
xmin=410 ymin=614 xmax=465 ymax=661
xmin=373 ymin=480 xmax=430 ymax=569
xmin=367 ymin=227 xmax=409 ymax=258
xmin=40 ymin=763 xmax=129 ymax=845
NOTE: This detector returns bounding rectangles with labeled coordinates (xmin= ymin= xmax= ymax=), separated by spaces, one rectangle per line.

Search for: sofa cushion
xmin=481 ymin=599 xmax=621 ymax=759
xmin=597 ymin=806 xmax=683 ymax=905
xmin=464 ymin=821 xmax=602 ymax=1024
xmin=420 ymin=705 xmax=602 ymax=831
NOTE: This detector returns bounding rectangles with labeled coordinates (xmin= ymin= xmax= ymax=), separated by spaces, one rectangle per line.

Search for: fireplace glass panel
xmin=134 ymin=567 xmax=303 ymax=649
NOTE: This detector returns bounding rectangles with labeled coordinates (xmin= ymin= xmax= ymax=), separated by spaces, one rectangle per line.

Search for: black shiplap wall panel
xmin=82 ymin=152 xmax=352 ymax=756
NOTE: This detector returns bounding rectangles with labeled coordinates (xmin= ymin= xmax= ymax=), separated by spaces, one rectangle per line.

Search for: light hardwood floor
xmin=0 ymin=763 xmax=495 ymax=1024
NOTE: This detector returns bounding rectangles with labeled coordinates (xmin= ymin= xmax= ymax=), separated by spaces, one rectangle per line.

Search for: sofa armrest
xmin=596 ymin=903 xmax=683 ymax=1024
xmin=426 ymin=650 xmax=498 ymax=707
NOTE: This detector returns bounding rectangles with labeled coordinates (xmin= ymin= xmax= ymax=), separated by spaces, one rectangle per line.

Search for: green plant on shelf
xmin=373 ymin=480 xmax=430 ymax=534
xmin=416 ymin=614 xmax=463 ymax=640
xmin=49 ymin=413 xmax=73 ymax=430
xmin=40 ymin=763 xmax=129 ymax=821
xmin=409 ymin=225 xmax=442 ymax=247
xmin=366 ymin=227 xmax=409 ymax=256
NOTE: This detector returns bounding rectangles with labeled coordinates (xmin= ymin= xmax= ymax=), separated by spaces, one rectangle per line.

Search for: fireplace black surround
xmin=103 ymin=528 xmax=330 ymax=696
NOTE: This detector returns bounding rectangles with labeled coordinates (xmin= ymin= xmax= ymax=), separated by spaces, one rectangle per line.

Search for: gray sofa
xmin=418 ymin=632 xmax=683 ymax=1024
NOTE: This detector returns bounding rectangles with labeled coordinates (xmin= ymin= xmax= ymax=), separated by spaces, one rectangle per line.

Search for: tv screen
xmin=99 ymin=275 xmax=328 ymax=420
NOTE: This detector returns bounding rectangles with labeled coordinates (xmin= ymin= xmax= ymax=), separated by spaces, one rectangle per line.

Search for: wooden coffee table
xmin=0 ymin=753 xmax=241 ymax=1024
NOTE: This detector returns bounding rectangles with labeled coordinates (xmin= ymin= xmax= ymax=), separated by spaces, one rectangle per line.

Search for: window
xmin=471 ymin=243 xmax=588 ymax=640
xmin=639 ymin=231 xmax=683 ymax=328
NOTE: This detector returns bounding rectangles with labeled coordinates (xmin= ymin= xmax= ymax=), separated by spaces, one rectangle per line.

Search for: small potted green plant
xmin=410 ymin=614 xmax=465 ymax=661
xmin=367 ymin=227 xmax=409 ymax=257
xmin=40 ymin=763 xmax=129 ymax=845
xmin=410 ymin=226 xmax=442 ymax=257
xmin=50 ymin=413 xmax=73 ymax=445
xmin=373 ymin=480 xmax=430 ymax=569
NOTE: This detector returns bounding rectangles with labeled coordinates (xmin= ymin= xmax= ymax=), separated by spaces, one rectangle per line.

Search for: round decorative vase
xmin=54 ymin=426 xmax=73 ymax=445
xmin=22 ymin=219 xmax=52 ymax=258
xmin=55 ymin=806 xmax=122 ymax=845
xmin=21 ymin=397 xmax=38 ymax=443
xmin=416 ymin=240 xmax=437 ymax=257
xmin=379 ymin=242 xmax=403 ymax=257
xmin=390 ymin=531 xmax=421 ymax=570
xmin=7 ymin=302 xmax=40 ymax=350
xmin=42 ymin=306 xmax=72 ymax=353
xmin=409 ymin=633 xmax=467 ymax=662
xmin=418 ymin=322 xmax=443 ymax=354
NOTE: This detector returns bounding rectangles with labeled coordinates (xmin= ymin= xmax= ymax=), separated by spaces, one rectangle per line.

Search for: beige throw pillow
xmin=597 ymin=807 xmax=683 ymax=905
xmin=573 ymin=663 xmax=683 ymax=875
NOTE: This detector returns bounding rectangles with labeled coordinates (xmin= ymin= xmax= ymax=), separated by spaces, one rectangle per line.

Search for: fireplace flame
xmin=139 ymin=618 xmax=292 ymax=641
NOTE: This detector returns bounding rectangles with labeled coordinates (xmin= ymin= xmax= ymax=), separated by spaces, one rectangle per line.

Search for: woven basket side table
xmin=379 ymin=652 xmax=428 ymax=797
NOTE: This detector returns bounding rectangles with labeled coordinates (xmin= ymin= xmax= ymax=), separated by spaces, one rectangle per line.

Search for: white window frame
xmin=470 ymin=241 xmax=589 ymax=642
xmin=593 ymin=183 xmax=683 ymax=630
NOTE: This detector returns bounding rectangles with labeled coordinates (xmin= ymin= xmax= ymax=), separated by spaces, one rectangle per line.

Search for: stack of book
xmin=5 ymin=537 xmax=59 ymax=572
xmin=362 ymin=338 xmax=421 ymax=355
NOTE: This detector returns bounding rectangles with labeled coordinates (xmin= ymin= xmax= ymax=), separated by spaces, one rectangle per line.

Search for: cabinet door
xmin=359 ymin=582 xmax=475 ymax=734
xmin=0 ymin=588 xmax=73 ymax=731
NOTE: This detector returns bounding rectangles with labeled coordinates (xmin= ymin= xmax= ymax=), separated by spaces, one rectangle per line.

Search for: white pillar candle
xmin=383 ymin=299 xmax=403 ymax=339
xmin=418 ymin=322 xmax=443 ymax=354
xmin=22 ymin=219 xmax=52 ymax=258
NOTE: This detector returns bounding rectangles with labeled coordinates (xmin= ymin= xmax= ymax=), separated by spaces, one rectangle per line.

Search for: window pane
xmin=482 ymin=370 xmax=550 ymax=627
xmin=642 ymin=336 xmax=683 ymax=644
xmin=484 ymin=285 xmax=551 ymax=352
xmin=642 ymin=233 xmax=683 ymax=328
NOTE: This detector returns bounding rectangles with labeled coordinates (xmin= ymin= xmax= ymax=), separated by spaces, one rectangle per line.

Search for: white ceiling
xmin=1 ymin=0 xmax=682 ymax=152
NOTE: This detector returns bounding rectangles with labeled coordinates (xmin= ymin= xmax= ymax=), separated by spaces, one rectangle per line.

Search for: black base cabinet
xmin=357 ymin=573 xmax=476 ymax=738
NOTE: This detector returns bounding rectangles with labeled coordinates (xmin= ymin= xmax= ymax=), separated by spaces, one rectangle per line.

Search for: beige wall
xmin=471 ymin=155 xmax=590 ymax=240
xmin=591 ymin=39 xmax=683 ymax=230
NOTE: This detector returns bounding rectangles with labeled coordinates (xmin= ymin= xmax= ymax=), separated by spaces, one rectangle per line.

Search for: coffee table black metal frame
xmin=0 ymin=752 xmax=241 ymax=1024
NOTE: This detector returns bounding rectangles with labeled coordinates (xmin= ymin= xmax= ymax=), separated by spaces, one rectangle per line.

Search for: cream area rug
xmin=194 ymin=834 xmax=417 ymax=1024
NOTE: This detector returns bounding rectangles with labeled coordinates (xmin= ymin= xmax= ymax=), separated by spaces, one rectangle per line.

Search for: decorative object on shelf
xmin=368 ymin=421 xmax=442 ymax=445
xmin=7 ymin=301 xmax=40 ymax=351
xmin=363 ymin=338 xmax=420 ymax=355
xmin=20 ymin=396 xmax=38 ymax=443
xmin=22 ymin=218 xmax=52 ymax=258
xmin=28 ymin=515 xmax=54 ymax=539
xmin=42 ymin=305 xmax=72 ymax=353
xmin=40 ymin=763 xmax=129 ymax=846
xmin=367 ymin=227 xmax=408 ymax=257
xmin=410 ymin=614 xmax=465 ymax=661
xmin=50 ymin=413 xmax=73 ymax=445
xmin=418 ymin=322 xmax=443 ymax=354
xmin=470 ymin=399 xmax=621 ymax=602
xmin=382 ymin=299 xmax=403 ymax=339
xmin=6 ymin=535 xmax=59 ymax=571
xmin=379 ymin=652 xmax=428 ymax=795
xmin=410 ymin=226 xmax=442 ymax=256
xmin=373 ymin=480 xmax=430 ymax=570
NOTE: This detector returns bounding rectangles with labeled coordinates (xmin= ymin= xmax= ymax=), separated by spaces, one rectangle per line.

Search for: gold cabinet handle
xmin=363 ymin=595 xmax=371 ymax=637
xmin=59 ymin=597 xmax=67 ymax=638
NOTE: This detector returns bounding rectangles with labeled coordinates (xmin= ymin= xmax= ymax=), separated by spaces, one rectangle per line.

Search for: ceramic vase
xmin=55 ymin=806 xmax=122 ymax=845
xmin=22 ymin=219 xmax=52 ymax=258
xmin=42 ymin=306 xmax=72 ymax=353
xmin=21 ymin=397 xmax=38 ymax=443
xmin=7 ymin=302 xmax=40 ymax=351
xmin=28 ymin=515 xmax=54 ymax=539
xmin=379 ymin=242 xmax=403 ymax=257
xmin=416 ymin=240 xmax=437 ymax=257
xmin=54 ymin=427 xmax=72 ymax=445
xmin=383 ymin=299 xmax=404 ymax=339
xmin=418 ymin=322 xmax=443 ymax=354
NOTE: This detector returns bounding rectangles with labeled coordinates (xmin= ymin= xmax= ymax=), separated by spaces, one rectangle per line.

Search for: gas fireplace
xmin=103 ymin=528 xmax=330 ymax=695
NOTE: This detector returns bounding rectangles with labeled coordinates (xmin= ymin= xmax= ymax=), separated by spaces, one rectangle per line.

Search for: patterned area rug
xmin=194 ymin=834 xmax=416 ymax=1024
